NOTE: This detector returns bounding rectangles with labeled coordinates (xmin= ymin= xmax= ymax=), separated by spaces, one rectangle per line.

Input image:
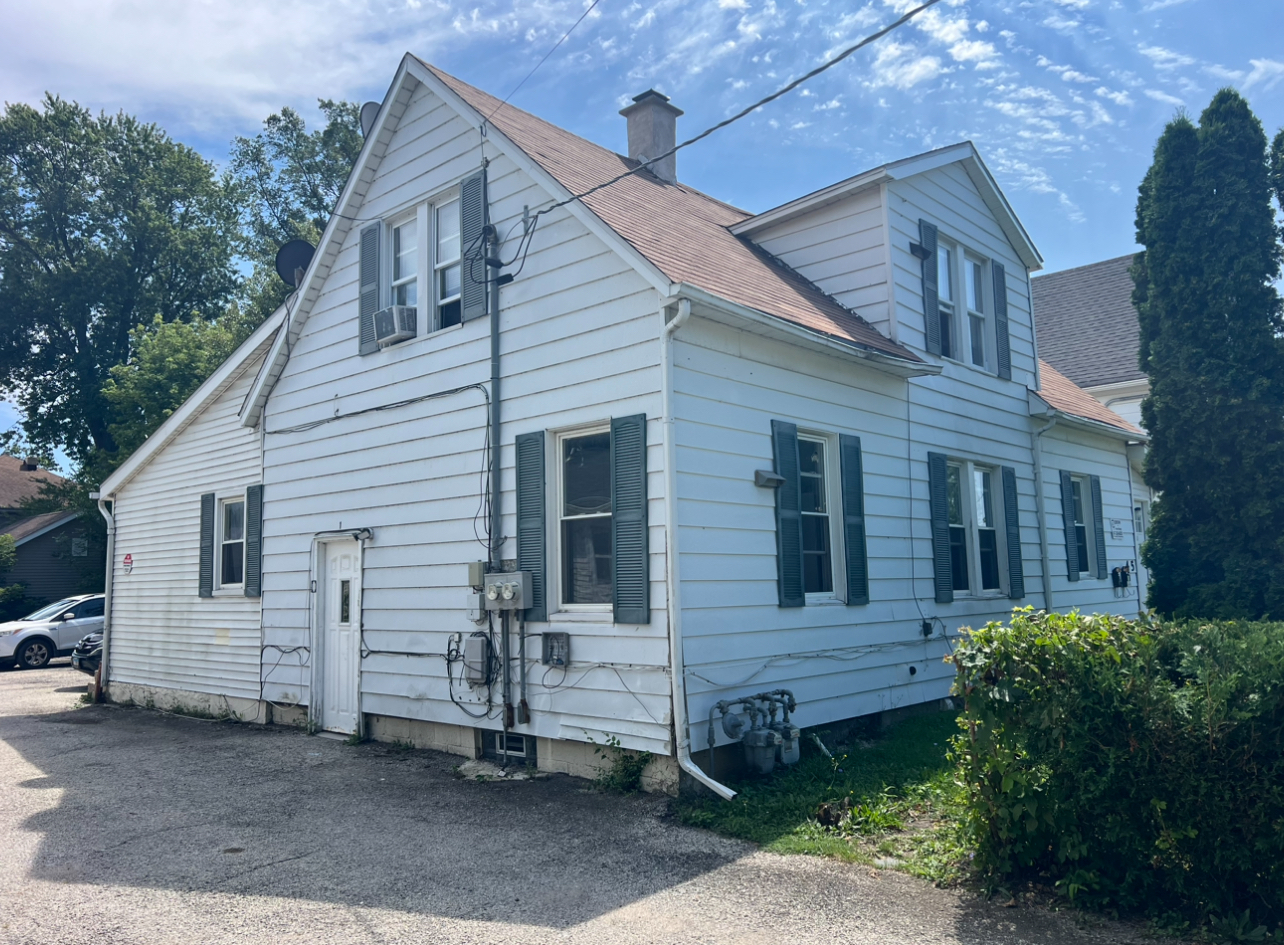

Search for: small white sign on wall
xmin=1109 ymin=519 xmax=1124 ymax=541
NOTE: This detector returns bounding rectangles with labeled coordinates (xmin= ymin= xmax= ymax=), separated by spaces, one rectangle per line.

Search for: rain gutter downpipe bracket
xmin=661 ymin=296 xmax=737 ymax=800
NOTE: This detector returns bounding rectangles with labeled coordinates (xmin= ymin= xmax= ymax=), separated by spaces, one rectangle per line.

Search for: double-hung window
xmin=219 ymin=498 xmax=245 ymax=588
xmin=559 ymin=429 xmax=613 ymax=607
xmin=937 ymin=243 xmax=956 ymax=360
xmin=965 ymin=257 xmax=986 ymax=368
xmin=798 ymin=436 xmax=836 ymax=596
xmin=391 ymin=219 xmax=418 ymax=307
xmin=1070 ymin=477 xmax=1090 ymax=575
xmin=943 ymin=459 xmax=1005 ymax=595
xmin=946 ymin=463 xmax=969 ymax=591
xmin=435 ymin=197 xmax=462 ymax=329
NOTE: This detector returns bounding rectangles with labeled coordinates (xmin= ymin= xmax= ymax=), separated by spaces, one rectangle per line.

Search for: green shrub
xmin=949 ymin=608 xmax=1284 ymax=927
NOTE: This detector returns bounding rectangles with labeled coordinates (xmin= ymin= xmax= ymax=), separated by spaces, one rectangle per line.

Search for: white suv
xmin=0 ymin=595 xmax=106 ymax=670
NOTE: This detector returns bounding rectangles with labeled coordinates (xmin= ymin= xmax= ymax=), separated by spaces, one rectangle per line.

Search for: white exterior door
xmin=320 ymin=540 xmax=361 ymax=734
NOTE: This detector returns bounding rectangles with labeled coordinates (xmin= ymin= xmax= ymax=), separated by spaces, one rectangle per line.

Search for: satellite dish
xmin=360 ymin=101 xmax=381 ymax=138
xmin=275 ymin=239 xmax=316 ymax=288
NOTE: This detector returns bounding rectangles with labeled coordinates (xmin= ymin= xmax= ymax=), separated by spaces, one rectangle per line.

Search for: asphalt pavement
xmin=0 ymin=663 xmax=1161 ymax=944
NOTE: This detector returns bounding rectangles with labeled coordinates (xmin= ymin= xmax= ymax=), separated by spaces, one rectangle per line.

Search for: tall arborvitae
xmin=1134 ymin=89 xmax=1284 ymax=618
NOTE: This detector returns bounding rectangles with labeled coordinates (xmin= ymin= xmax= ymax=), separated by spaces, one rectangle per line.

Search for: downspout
xmin=1031 ymin=418 xmax=1057 ymax=613
xmin=92 ymin=492 xmax=115 ymax=701
xmin=661 ymin=297 xmax=736 ymax=800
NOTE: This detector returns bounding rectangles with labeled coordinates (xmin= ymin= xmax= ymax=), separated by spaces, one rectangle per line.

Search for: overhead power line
xmin=486 ymin=0 xmax=604 ymax=123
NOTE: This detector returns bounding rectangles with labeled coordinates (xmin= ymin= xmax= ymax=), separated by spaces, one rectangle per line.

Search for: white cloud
xmin=866 ymin=42 xmax=946 ymax=90
xmin=1243 ymin=59 xmax=1284 ymax=92
xmin=1145 ymin=88 xmax=1185 ymax=105
xmin=950 ymin=39 xmax=1000 ymax=65
xmin=1203 ymin=64 xmax=1245 ymax=82
xmin=1095 ymin=87 xmax=1133 ymax=106
xmin=718 ymin=0 xmax=749 ymax=7
xmin=1043 ymin=14 xmax=1082 ymax=32
xmin=1139 ymin=45 xmax=1196 ymax=70
xmin=1142 ymin=0 xmax=1195 ymax=10
xmin=1051 ymin=0 xmax=1090 ymax=7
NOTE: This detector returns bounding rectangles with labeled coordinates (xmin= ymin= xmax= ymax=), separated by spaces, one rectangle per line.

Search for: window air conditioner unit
xmin=374 ymin=305 xmax=416 ymax=347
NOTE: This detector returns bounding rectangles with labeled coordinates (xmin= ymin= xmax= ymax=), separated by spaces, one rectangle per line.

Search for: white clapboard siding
xmin=108 ymin=353 xmax=266 ymax=701
xmin=1038 ymin=426 xmax=1147 ymax=614
xmin=259 ymin=83 xmax=671 ymax=752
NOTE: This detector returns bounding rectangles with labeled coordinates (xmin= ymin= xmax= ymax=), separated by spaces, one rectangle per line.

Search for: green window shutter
xmin=611 ymin=414 xmax=649 ymax=624
xmin=1090 ymin=474 xmax=1108 ymax=579
xmin=199 ymin=493 xmax=215 ymax=598
xmin=460 ymin=169 xmax=489 ymax=323
xmin=1059 ymin=470 xmax=1080 ymax=581
xmin=771 ymin=420 xmax=805 ymax=608
xmin=515 ymin=431 xmax=547 ymax=622
xmin=927 ymin=452 xmax=953 ymax=604
xmin=993 ymin=261 xmax=1011 ymax=380
xmin=839 ymin=434 xmax=869 ymax=606
xmin=358 ymin=222 xmax=381 ymax=355
xmin=1001 ymin=466 xmax=1024 ymax=599
xmin=919 ymin=220 xmax=941 ymax=356
xmin=244 ymin=484 xmax=263 ymax=598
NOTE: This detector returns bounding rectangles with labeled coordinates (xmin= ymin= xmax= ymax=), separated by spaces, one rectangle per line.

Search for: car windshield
xmin=22 ymin=598 xmax=80 ymax=622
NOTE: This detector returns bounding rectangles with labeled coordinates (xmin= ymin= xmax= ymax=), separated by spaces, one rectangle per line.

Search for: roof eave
xmin=666 ymin=283 xmax=940 ymax=379
xmin=10 ymin=511 xmax=80 ymax=547
xmin=1028 ymin=391 xmax=1147 ymax=442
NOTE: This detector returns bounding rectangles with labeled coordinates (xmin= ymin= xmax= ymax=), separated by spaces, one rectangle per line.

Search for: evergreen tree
xmin=1134 ymin=90 xmax=1284 ymax=618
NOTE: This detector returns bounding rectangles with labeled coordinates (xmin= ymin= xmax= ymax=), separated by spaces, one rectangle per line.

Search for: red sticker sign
xmin=122 ymin=553 xmax=133 ymax=574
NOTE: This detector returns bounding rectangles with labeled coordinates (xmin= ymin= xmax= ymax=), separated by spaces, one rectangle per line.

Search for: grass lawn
xmin=677 ymin=712 xmax=971 ymax=884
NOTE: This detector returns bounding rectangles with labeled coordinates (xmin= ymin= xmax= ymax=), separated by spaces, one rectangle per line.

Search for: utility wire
xmin=485 ymin=0 xmax=604 ymax=123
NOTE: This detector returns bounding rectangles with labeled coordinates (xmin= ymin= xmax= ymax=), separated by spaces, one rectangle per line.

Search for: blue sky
xmin=1 ymin=0 xmax=1281 ymax=470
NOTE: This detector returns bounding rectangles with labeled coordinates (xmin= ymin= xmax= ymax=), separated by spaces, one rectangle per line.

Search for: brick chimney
xmin=619 ymin=90 xmax=683 ymax=184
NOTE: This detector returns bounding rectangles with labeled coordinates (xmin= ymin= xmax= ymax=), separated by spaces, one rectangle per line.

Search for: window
xmin=937 ymin=244 xmax=955 ymax=360
xmin=339 ymin=579 xmax=351 ymax=624
xmin=72 ymin=598 xmax=104 ymax=619
xmin=966 ymin=257 xmax=986 ymax=368
xmin=798 ymin=437 xmax=833 ymax=595
xmin=391 ymin=219 xmax=418 ymax=307
xmin=560 ymin=430 xmax=612 ymax=607
xmin=947 ymin=461 xmax=1006 ymax=595
xmin=220 ymin=498 xmax=245 ymax=586
xmin=1070 ymin=478 xmax=1090 ymax=574
xmin=435 ymin=197 xmax=462 ymax=329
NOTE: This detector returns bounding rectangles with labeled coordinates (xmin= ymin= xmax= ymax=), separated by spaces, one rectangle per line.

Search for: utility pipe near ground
xmin=661 ymin=296 xmax=736 ymax=801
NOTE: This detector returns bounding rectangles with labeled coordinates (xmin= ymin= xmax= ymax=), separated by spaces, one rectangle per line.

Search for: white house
xmin=96 ymin=56 xmax=1147 ymax=797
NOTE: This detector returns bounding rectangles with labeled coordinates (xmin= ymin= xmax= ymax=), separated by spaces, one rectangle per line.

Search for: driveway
xmin=0 ymin=666 xmax=1155 ymax=945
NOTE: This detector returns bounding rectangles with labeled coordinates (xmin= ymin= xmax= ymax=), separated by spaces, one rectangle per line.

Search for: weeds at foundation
xmin=587 ymin=732 xmax=652 ymax=794
xmin=344 ymin=731 xmax=367 ymax=746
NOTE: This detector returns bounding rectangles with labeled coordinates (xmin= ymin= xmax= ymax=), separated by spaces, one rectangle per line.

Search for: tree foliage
xmin=0 ymin=96 xmax=241 ymax=465
xmin=1133 ymin=89 xmax=1284 ymax=618
xmin=228 ymin=100 xmax=363 ymax=322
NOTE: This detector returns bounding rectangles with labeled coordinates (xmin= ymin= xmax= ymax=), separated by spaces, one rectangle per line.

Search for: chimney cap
xmin=619 ymin=89 xmax=684 ymax=118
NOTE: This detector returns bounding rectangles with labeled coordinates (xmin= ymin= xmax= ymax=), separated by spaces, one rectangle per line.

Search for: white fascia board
xmin=665 ymin=282 xmax=941 ymax=379
xmin=730 ymin=143 xmax=975 ymax=237
xmin=240 ymin=56 xmax=419 ymax=429
xmin=12 ymin=512 xmax=79 ymax=547
xmin=958 ymin=151 xmax=1043 ymax=272
xmin=407 ymin=59 xmax=672 ymax=297
xmin=100 ymin=306 xmax=286 ymax=496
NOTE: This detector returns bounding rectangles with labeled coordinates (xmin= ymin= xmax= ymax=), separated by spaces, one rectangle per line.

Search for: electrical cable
xmin=484 ymin=0 xmax=603 ymax=124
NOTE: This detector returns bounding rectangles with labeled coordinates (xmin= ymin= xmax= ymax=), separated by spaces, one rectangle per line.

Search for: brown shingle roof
xmin=4 ymin=510 xmax=77 ymax=544
xmin=1032 ymin=255 xmax=1144 ymax=389
xmin=421 ymin=62 xmax=919 ymax=363
xmin=0 ymin=455 xmax=64 ymax=509
xmin=1038 ymin=360 xmax=1142 ymax=434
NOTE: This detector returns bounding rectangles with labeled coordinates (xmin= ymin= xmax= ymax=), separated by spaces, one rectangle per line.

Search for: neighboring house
xmin=0 ymin=456 xmax=95 ymax=607
xmin=1032 ymin=255 xmax=1147 ymax=430
xmin=1031 ymin=255 xmax=1154 ymax=590
xmin=97 ymin=57 xmax=1147 ymax=795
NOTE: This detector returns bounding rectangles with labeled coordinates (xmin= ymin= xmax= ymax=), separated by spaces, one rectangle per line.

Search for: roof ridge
xmin=1033 ymin=253 xmax=1136 ymax=280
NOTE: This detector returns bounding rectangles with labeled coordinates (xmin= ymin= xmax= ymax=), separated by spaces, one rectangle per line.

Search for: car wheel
xmin=17 ymin=639 xmax=52 ymax=670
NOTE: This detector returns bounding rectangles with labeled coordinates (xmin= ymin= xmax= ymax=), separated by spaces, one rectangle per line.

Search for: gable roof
xmin=730 ymin=142 xmax=1043 ymax=272
xmin=0 ymin=455 xmax=64 ymax=509
xmin=420 ymin=61 xmax=919 ymax=363
xmin=1035 ymin=359 xmax=1143 ymax=436
xmin=1032 ymin=254 xmax=1144 ymax=389
xmin=4 ymin=510 xmax=78 ymax=546
xmin=99 ymin=306 xmax=286 ymax=496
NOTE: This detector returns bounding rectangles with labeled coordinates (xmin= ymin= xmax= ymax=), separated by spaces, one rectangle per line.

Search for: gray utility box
xmin=463 ymin=633 xmax=492 ymax=687
xmin=482 ymin=571 xmax=532 ymax=611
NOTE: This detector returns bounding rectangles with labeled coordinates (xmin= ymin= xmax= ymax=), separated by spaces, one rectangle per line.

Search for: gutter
xmin=90 ymin=491 xmax=115 ymax=701
xmin=661 ymin=297 xmax=736 ymax=800
xmin=1029 ymin=419 xmax=1057 ymax=613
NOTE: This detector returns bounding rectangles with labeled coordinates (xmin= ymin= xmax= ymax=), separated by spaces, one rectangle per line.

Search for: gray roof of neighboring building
xmin=1032 ymin=254 xmax=1146 ymax=389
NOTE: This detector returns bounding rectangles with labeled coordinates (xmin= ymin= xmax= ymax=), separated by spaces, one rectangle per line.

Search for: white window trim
xmin=798 ymin=431 xmax=846 ymax=604
xmin=388 ymin=212 xmax=419 ymax=310
xmin=964 ymin=254 xmax=988 ymax=370
xmin=937 ymin=240 xmax=959 ymax=362
xmin=432 ymin=191 xmax=462 ymax=333
xmin=213 ymin=493 xmax=247 ymax=594
xmin=947 ymin=459 xmax=1009 ymax=599
xmin=554 ymin=423 xmax=613 ymax=614
xmin=935 ymin=235 xmax=999 ymax=377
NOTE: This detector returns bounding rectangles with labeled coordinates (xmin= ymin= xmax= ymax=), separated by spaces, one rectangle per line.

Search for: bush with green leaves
xmin=949 ymin=608 xmax=1284 ymax=928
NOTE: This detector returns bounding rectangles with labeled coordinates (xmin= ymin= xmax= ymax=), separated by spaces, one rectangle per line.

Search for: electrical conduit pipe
xmin=661 ymin=297 xmax=736 ymax=800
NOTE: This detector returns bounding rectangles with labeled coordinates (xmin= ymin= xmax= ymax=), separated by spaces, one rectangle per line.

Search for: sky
xmin=0 ymin=0 xmax=1281 ymax=470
